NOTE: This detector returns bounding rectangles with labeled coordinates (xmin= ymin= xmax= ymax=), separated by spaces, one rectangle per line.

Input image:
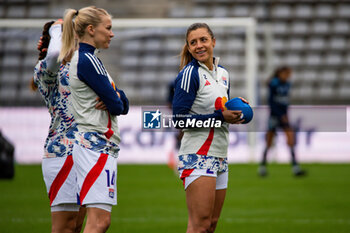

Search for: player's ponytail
xmin=31 ymin=20 xmax=55 ymax=91
xmin=59 ymin=6 xmax=111 ymax=62
xmin=38 ymin=21 xmax=55 ymax=60
xmin=59 ymin=9 xmax=77 ymax=62
xmin=179 ymin=44 xmax=192 ymax=70
xmin=180 ymin=23 xmax=215 ymax=70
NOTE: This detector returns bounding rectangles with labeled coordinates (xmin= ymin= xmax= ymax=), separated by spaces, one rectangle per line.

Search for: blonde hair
xmin=179 ymin=23 xmax=215 ymax=70
xmin=59 ymin=6 xmax=110 ymax=61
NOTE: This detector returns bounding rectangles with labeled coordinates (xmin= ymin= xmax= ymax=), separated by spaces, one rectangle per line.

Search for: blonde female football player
xmin=172 ymin=23 xmax=247 ymax=233
xmin=33 ymin=19 xmax=90 ymax=233
xmin=60 ymin=6 xmax=129 ymax=233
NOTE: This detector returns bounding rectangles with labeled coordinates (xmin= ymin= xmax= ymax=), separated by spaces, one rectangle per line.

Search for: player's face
xmin=93 ymin=15 xmax=114 ymax=49
xmin=187 ymin=28 xmax=216 ymax=69
xmin=280 ymin=69 xmax=292 ymax=82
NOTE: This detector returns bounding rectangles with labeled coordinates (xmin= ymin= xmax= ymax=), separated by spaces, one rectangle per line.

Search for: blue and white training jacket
xmin=173 ymin=58 xmax=230 ymax=158
xmin=68 ymin=43 xmax=129 ymax=157
xmin=34 ymin=24 xmax=76 ymax=158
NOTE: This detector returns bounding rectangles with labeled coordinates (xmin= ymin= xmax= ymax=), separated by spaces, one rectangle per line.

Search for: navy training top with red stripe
xmin=172 ymin=58 xmax=230 ymax=158
xmin=68 ymin=43 xmax=128 ymax=157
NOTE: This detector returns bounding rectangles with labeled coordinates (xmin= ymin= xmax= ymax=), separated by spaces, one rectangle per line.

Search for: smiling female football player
xmin=172 ymin=22 xmax=247 ymax=233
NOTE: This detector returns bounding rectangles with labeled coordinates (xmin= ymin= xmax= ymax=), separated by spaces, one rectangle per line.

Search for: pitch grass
xmin=0 ymin=164 xmax=350 ymax=233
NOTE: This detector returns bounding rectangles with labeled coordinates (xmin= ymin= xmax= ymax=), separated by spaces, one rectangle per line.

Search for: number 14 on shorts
xmin=105 ymin=169 xmax=116 ymax=198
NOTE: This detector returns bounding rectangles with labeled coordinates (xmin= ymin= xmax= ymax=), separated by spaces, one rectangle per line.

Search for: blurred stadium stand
xmin=0 ymin=0 xmax=349 ymax=106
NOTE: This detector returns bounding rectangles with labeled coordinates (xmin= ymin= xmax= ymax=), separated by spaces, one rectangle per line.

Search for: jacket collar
xmin=197 ymin=57 xmax=220 ymax=72
xmin=79 ymin=42 xmax=99 ymax=55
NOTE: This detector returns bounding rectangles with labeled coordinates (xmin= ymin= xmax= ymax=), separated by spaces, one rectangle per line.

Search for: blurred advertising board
xmin=0 ymin=106 xmax=349 ymax=164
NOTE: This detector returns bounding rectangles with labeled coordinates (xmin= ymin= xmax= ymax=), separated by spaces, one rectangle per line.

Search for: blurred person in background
xmin=60 ymin=6 xmax=129 ymax=233
xmin=0 ymin=130 xmax=15 ymax=179
xmin=33 ymin=19 xmax=87 ymax=233
xmin=258 ymin=66 xmax=306 ymax=177
xmin=172 ymin=22 xmax=246 ymax=233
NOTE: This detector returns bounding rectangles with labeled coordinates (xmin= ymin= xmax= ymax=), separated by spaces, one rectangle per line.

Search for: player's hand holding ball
xmin=222 ymin=109 xmax=243 ymax=124
xmin=224 ymin=97 xmax=253 ymax=124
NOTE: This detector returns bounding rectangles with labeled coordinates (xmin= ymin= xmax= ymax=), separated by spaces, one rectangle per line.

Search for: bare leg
xmin=259 ymin=131 xmax=275 ymax=176
xmin=83 ymin=207 xmax=111 ymax=233
xmin=208 ymin=189 xmax=227 ymax=233
xmin=75 ymin=206 xmax=86 ymax=233
xmin=283 ymin=128 xmax=306 ymax=176
xmin=284 ymin=128 xmax=297 ymax=166
xmin=51 ymin=211 xmax=78 ymax=233
xmin=262 ymin=131 xmax=275 ymax=165
xmin=284 ymin=128 xmax=294 ymax=147
xmin=186 ymin=176 xmax=216 ymax=233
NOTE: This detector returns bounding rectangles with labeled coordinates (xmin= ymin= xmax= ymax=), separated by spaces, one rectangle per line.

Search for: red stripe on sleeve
xmin=79 ymin=153 xmax=108 ymax=204
xmin=48 ymin=155 xmax=74 ymax=206
xmin=196 ymin=128 xmax=215 ymax=156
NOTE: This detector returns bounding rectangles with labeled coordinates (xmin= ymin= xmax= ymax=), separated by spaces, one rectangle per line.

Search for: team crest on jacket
xmin=222 ymin=76 xmax=227 ymax=86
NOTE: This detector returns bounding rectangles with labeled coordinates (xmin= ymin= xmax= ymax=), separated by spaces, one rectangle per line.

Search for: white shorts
xmin=42 ymin=156 xmax=79 ymax=207
xmin=73 ymin=144 xmax=117 ymax=206
xmin=178 ymin=154 xmax=229 ymax=190
xmin=179 ymin=168 xmax=228 ymax=190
